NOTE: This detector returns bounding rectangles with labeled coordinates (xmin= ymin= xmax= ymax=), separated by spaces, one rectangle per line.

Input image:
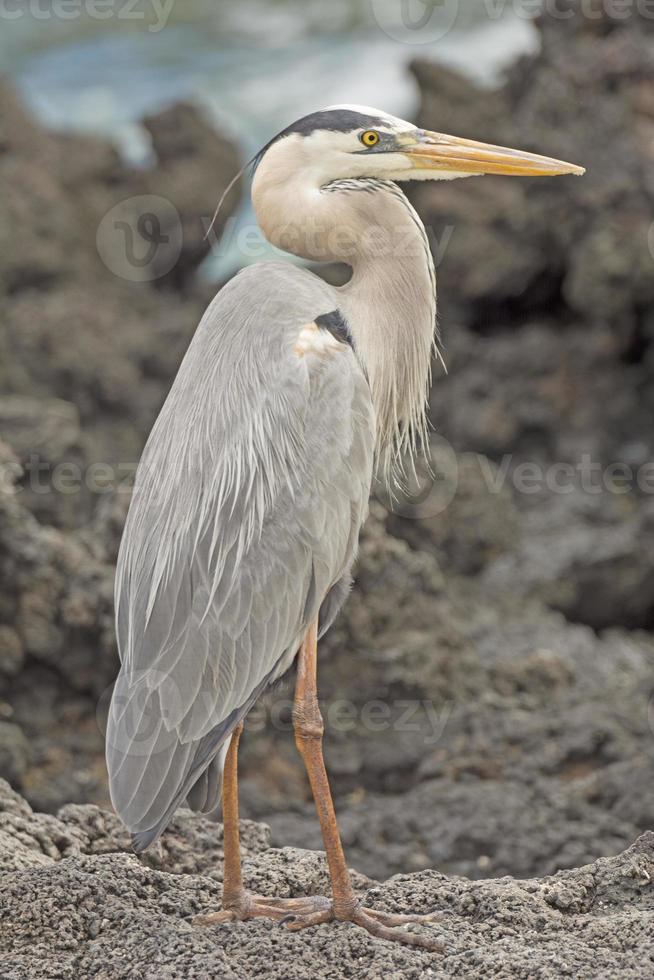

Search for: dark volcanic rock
xmin=0 ymin=781 xmax=652 ymax=979
xmin=413 ymin=12 xmax=654 ymax=346
xmin=384 ymin=446 xmax=522 ymax=575
xmin=142 ymin=101 xmax=241 ymax=290
xmin=0 ymin=444 xmax=115 ymax=810
xmin=0 ymin=723 xmax=31 ymax=786
xmin=412 ymin=7 xmax=654 ymax=631
xmin=485 ymin=489 xmax=654 ymax=631
xmin=0 ymin=79 xmax=241 ymax=518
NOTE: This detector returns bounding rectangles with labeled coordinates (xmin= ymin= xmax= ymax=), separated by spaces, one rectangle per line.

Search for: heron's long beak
xmin=403 ymin=130 xmax=585 ymax=178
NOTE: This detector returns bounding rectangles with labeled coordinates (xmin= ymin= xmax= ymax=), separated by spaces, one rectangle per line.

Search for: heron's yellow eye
xmin=360 ymin=130 xmax=380 ymax=147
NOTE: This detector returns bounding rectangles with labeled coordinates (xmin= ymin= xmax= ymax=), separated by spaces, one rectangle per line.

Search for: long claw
xmin=360 ymin=906 xmax=448 ymax=927
xmin=262 ymin=895 xmax=331 ymax=913
xmin=282 ymin=908 xmax=334 ymax=930
xmin=352 ymin=907 xmax=446 ymax=953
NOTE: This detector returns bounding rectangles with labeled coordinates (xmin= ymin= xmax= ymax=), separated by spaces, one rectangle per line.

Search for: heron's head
xmin=253 ymin=104 xmax=585 ymax=188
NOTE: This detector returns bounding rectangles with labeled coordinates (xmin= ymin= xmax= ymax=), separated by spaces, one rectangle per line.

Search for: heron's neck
xmin=252 ymin=173 xmax=438 ymax=475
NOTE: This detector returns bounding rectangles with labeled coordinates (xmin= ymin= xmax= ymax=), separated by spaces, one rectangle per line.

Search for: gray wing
xmin=105 ymin=262 xmax=374 ymax=848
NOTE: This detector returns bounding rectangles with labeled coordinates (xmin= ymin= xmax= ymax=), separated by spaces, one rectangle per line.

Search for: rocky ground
xmin=1 ymin=2 xmax=654 ymax=975
xmin=1 ymin=780 xmax=653 ymax=979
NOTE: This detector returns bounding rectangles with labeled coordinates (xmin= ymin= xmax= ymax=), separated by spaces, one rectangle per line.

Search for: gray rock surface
xmin=0 ymin=781 xmax=652 ymax=979
xmin=412 ymin=7 xmax=654 ymax=631
xmin=0 ymin=78 xmax=241 ymax=507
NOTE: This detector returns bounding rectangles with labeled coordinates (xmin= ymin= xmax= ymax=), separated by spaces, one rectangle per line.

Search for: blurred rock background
xmin=1 ymin=0 xmax=653 ymax=885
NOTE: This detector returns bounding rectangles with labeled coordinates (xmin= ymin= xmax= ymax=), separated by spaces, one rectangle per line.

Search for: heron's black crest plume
xmin=204 ymin=152 xmax=263 ymax=243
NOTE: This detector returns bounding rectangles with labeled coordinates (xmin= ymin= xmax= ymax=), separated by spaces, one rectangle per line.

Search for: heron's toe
xmin=193 ymin=895 xmax=445 ymax=951
xmin=351 ymin=906 xmax=446 ymax=952
xmin=281 ymin=905 xmax=334 ymax=930
xmin=194 ymin=893 xmax=333 ymax=926
xmin=193 ymin=909 xmax=237 ymax=926
xmin=360 ymin=906 xmax=448 ymax=926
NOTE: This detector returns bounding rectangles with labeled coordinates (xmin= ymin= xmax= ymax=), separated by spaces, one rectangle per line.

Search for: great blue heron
xmin=106 ymin=105 xmax=583 ymax=950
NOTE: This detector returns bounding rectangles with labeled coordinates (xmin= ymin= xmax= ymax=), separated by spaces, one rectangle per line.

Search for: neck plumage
xmin=252 ymin=170 xmax=439 ymax=482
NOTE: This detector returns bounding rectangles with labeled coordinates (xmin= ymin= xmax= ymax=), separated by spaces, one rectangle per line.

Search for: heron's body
xmin=107 ymin=263 xmax=374 ymax=846
xmin=106 ymin=105 xmax=582 ymax=946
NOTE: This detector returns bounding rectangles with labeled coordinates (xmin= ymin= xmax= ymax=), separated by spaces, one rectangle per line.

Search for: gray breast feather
xmin=106 ymin=263 xmax=375 ymax=846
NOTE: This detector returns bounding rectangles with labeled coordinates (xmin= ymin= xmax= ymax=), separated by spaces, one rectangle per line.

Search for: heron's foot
xmin=193 ymin=893 xmax=332 ymax=926
xmin=283 ymin=901 xmax=446 ymax=952
xmin=194 ymin=893 xmax=445 ymax=952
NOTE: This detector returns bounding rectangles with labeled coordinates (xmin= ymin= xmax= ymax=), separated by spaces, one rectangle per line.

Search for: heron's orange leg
xmin=218 ymin=719 xmax=246 ymax=914
xmin=287 ymin=621 xmax=445 ymax=950
xmin=292 ymin=621 xmax=357 ymax=918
